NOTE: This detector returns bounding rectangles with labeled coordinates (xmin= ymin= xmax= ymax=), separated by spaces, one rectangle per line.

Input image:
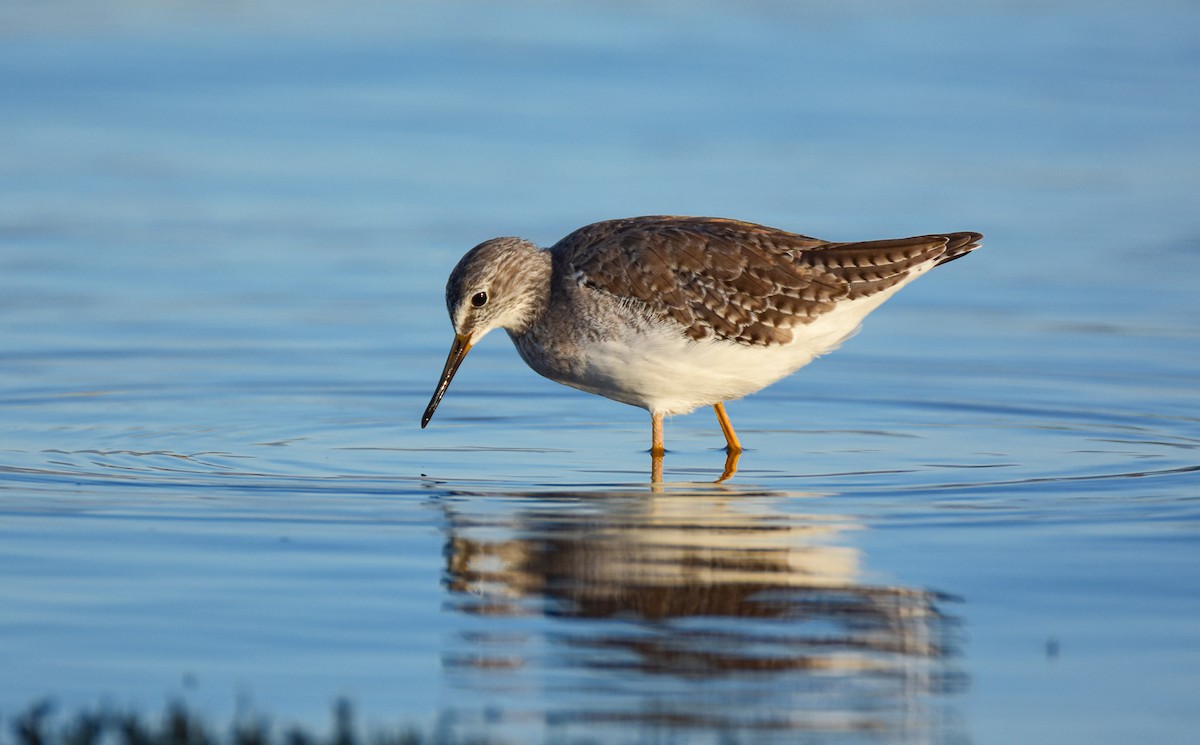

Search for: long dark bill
xmin=421 ymin=333 xmax=472 ymax=428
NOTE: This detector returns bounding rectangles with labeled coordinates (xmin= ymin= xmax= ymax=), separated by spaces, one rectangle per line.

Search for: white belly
xmin=544 ymin=280 xmax=917 ymax=417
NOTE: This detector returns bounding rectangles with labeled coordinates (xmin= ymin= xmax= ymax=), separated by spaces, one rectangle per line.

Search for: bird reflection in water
xmin=437 ymin=485 xmax=966 ymax=740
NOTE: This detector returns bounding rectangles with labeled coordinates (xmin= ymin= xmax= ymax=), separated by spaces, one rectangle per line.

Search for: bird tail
xmin=934 ymin=231 xmax=983 ymax=266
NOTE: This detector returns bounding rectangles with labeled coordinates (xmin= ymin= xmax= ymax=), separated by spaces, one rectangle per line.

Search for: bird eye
xmin=471 ymin=291 xmax=488 ymax=307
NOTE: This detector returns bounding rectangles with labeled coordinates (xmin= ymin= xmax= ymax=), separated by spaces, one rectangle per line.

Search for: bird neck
xmin=504 ymin=248 xmax=553 ymax=335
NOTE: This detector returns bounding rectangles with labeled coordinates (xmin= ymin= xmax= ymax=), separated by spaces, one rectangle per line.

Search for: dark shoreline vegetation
xmin=3 ymin=701 xmax=528 ymax=745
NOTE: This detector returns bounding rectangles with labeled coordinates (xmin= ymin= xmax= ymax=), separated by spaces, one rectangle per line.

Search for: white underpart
xmin=565 ymin=265 xmax=932 ymax=416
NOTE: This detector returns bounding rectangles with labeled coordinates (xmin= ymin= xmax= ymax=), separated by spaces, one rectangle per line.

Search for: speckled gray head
xmin=444 ymin=237 xmax=547 ymax=339
xmin=421 ymin=237 xmax=549 ymax=429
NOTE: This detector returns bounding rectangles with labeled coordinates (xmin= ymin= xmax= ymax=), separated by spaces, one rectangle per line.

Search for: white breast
xmin=555 ymin=271 xmax=926 ymax=416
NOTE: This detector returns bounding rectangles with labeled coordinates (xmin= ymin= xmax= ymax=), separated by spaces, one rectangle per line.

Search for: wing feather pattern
xmin=557 ymin=216 xmax=980 ymax=346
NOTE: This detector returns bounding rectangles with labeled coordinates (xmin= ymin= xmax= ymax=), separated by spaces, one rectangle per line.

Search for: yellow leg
xmin=713 ymin=402 xmax=742 ymax=453
xmin=650 ymin=412 xmax=665 ymax=456
xmin=650 ymin=412 xmax=665 ymax=484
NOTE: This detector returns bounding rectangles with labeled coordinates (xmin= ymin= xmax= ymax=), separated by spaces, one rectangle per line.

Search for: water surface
xmin=2 ymin=2 xmax=1198 ymax=743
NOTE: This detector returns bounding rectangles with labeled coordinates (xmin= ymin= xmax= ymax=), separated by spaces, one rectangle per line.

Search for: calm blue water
xmin=2 ymin=2 xmax=1199 ymax=743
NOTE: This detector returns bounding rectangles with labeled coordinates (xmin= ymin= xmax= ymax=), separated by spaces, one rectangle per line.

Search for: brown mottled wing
xmin=801 ymin=231 xmax=983 ymax=300
xmin=558 ymin=216 xmax=980 ymax=347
